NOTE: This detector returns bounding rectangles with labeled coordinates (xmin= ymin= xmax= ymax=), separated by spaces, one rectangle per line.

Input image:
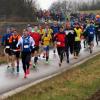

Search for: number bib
xmin=90 ymin=32 xmax=93 ymax=34
xmin=24 ymin=45 xmax=29 ymax=48
xmin=6 ymin=46 xmax=10 ymax=49
xmin=57 ymin=42 xmax=61 ymax=45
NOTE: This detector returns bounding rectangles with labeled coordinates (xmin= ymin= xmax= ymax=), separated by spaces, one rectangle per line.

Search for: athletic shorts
xmin=43 ymin=46 xmax=49 ymax=52
xmin=15 ymin=51 xmax=20 ymax=58
xmin=4 ymin=48 xmax=12 ymax=56
xmin=31 ymin=46 xmax=39 ymax=53
xmin=74 ymin=41 xmax=81 ymax=52
xmin=10 ymin=50 xmax=20 ymax=58
xmin=52 ymin=34 xmax=56 ymax=43
xmin=87 ymin=37 xmax=94 ymax=45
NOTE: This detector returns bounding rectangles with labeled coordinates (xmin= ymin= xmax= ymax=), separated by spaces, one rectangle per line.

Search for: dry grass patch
xmin=6 ymin=55 xmax=100 ymax=100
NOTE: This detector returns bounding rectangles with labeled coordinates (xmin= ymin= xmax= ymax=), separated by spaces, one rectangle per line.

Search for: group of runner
xmin=1 ymin=13 xmax=100 ymax=78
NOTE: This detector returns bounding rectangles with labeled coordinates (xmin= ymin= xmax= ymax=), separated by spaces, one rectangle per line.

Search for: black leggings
xmin=95 ymin=31 xmax=100 ymax=45
xmin=65 ymin=44 xmax=74 ymax=61
xmin=21 ymin=52 xmax=31 ymax=73
xmin=74 ymin=41 xmax=81 ymax=56
xmin=57 ymin=47 xmax=65 ymax=63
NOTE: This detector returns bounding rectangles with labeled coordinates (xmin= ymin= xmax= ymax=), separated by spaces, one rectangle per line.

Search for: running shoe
xmin=67 ymin=60 xmax=69 ymax=63
xmin=24 ymin=73 xmax=27 ymax=78
xmin=33 ymin=64 xmax=36 ymax=68
xmin=26 ymin=69 xmax=30 ymax=74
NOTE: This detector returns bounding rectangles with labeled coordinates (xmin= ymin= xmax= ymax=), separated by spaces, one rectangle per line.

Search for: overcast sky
xmin=36 ymin=0 xmax=88 ymax=10
xmin=37 ymin=0 xmax=58 ymax=10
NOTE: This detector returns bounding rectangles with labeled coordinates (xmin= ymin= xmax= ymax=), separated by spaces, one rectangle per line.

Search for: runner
xmin=17 ymin=29 xmax=35 ymax=78
xmin=42 ymin=25 xmax=52 ymax=63
xmin=65 ymin=27 xmax=75 ymax=63
xmin=55 ymin=26 xmax=66 ymax=66
xmin=95 ymin=15 xmax=100 ymax=45
xmin=82 ymin=21 xmax=88 ymax=48
xmin=2 ymin=28 xmax=12 ymax=68
xmin=73 ymin=23 xmax=82 ymax=59
xmin=51 ymin=21 xmax=60 ymax=54
xmin=9 ymin=29 xmax=21 ymax=73
xmin=30 ymin=25 xmax=41 ymax=68
xmin=38 ymin=24 xmax=45 ymax=37
xmin=27 ymin=24 xmax=33 ymax=33
xmin=85 ymin=21 xmax=95 ymax=54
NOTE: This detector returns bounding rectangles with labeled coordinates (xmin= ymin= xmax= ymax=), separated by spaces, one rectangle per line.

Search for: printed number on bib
xmin=24 ymin=45 xmax=29 ymax=48
xmin=90 ymin=32 xmax=93 ymax=34
xmin=57 ymin=42 xmax=61 ymax=45
xmin=6 ymin=46 xmax=10 ymax=49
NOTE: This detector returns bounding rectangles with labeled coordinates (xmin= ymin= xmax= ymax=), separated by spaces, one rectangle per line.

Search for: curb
xmin=0 ymin=51 xmax=100 ymax=100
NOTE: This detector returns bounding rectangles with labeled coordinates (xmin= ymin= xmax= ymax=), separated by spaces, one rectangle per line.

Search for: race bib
xmin=90 ymin=32 xmax=93 ymax=34
xmin=13 ymin=39 xmax=16 ymax=42
xmin=24 ymin=45 xmax=29 ymax=48
xmin=65 ymin=30 xmax=74 ymax=35
xmin=75 ymin=37 xmax=80 ymax=41
xmin=13 ymin=50 xmax=17 ymax=52
xmin=65 ymin=31 xmax=68 ymax=35
xmin=6 ymin=46 xmax=10 ymax=49
xmin=57 ymin=42 xmax=61 ymax=45
xmin=98 ymin=29 xmax=100 ymax=31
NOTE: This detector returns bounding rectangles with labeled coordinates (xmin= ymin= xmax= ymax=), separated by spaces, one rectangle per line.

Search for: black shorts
xmin=31 ymin=46 xmax=39 ymax=53
xmin=87 ymin=37 xmax=94 ymax=45
xmin=5 ymin=48 xmax=12 ymax=55
xmin=21 ymin=52 xmax=31 ymax=64
xmin=15 ymin=51 xmax=20 ymax=58
xmin=57 ymin=47 xmax=65 ymax=56
xmin=74 ymin=41 xmax=81 ymax=52
xmin=10 ymin=50 xmax=20 ymax=58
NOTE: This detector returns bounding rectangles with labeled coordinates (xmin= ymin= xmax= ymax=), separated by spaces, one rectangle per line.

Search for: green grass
xmin=5 ymin=54 xmax=100 ymax=100
xmin=0 ymin=57 xmax=7 ymax=64
xmin=80 ymin=10 xmax=100 ymax=14
xmin=0 ymin=47 xmax=7 ymax=64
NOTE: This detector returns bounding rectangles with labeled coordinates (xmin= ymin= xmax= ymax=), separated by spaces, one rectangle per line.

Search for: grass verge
xmin=5 ymin=54 xmax=100 ymax=100
xmin=0 ymin=56 xmax=7 ymax=64
xmin=80 ymin=10 xmax=100 ymax=14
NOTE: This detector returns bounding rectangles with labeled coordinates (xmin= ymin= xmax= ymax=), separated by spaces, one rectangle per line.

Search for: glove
xmin=31 ymin=46 xmax=35 ymax=51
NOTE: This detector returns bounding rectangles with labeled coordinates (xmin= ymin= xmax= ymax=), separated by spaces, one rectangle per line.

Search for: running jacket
xmin=38 ymin=29 xmax=45 ymax=36
xmin=74 ymin=28 xmax=82 ymax=41
xmin=17 ymin=35 xmax=35 ymax=53
xmin=30 ymin=32 xmax=41 ymax=46
xmin=51 ymin=25 xmax=59 ymax=35
xmin=65 ymin=30 xmax=75 ymax=46
xmin=2 ymin=33 xmax=12 ymax=46
xmin=42 ymin=32 xmax=52 ymax=46
xmin=55 ymin=32 xmax=66 ymax=47
xmin=86 ymin=25 xmax=95 ymax=38
xmin=9 ymin=34 xmax=21 ymax=50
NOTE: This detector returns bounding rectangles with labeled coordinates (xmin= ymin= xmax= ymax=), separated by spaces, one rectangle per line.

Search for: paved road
xmin=0 ymin=41 xmax=100 ymax=96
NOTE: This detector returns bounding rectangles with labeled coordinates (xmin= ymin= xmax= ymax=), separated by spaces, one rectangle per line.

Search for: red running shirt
xmin=30 ymin=32 xmax=41 ymax=46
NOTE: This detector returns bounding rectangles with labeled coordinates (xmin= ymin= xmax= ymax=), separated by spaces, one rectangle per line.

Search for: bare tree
xmin=78 ymin=0 xmax=100 ymax=11
xmin=0 ymin=0 xmax=37 ymax=20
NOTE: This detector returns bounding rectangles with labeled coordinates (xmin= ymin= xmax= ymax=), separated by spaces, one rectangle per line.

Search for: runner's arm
xmin=30 ymin=37 xmax=35 ymax=48
xmin=16 ymin=37 xmax=22 ymax=48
